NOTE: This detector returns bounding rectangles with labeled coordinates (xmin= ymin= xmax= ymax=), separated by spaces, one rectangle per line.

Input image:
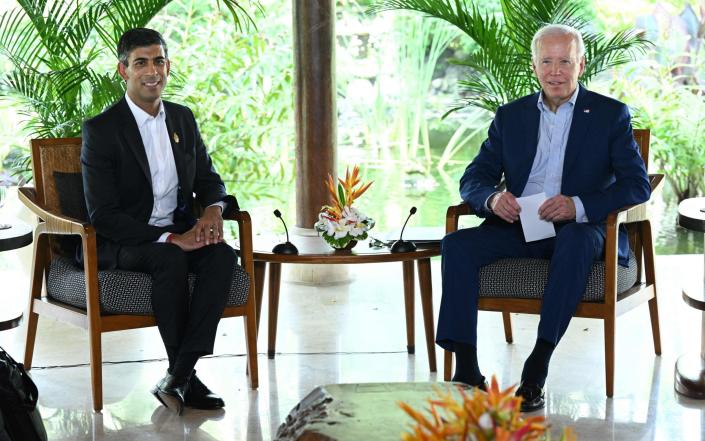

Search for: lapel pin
xmin=173 ymin=132 xmax=180 ymax=144
xmin=583 ymin=109 xmax=590 ymax=113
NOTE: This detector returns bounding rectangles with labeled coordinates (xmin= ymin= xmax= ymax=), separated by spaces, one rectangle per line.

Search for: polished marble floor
xmin=1 ymin=249 xmax=705 ymax=440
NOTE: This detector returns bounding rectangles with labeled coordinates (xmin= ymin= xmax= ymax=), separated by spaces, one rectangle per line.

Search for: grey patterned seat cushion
xmin=46 ymin=256 xmax=250 ymax=315
xmin=478 ymin=251 xmax=637 ymax=302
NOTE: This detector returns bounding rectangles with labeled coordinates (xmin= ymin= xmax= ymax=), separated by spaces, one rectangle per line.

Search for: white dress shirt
xmin=125 ymin=95 xmax=226 ymax=243
xmin=125 ymin=94 xmax=179 ymax=241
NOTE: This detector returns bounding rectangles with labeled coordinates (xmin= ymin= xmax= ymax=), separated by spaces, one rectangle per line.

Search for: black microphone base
xmin=390 ymin=240 xmax=417 ymax=254
xmin=272 ymin=242 xmax=299 ymax=255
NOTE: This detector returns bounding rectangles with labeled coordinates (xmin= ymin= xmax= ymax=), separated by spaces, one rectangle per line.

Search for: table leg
xmin=417 ymin=258 xmax=437 ymax=373
xmin=402 ymin=260 xmax=415 ymax=354
xmin=268 ymin=263 xmax=282 ymax=359
xmin=674 ymin=246 xmax=705 ymax=399
xmin=254 ymin=261 xmax=266 ymax=335
xmin=674 ymin=309 xmax=705 ymax=399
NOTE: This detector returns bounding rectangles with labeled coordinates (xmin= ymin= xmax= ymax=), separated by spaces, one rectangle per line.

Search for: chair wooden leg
xmin=604 ymin=314 xmax=615 ymax=397
xmin=402 ymin=260 xmax=415 ymax=354
xmin=88 ymin=326 xmax=103 ymax=412
xmin=648 ymin=297 xmax=662 ymax=355
xmin=641 ymin=220 xmax=662 ymax=355
xmin=244 ymin=313 xmax=259 ymax=389
xmin=23 ymin=234 xmax=46 ymax=369
xmin=501 ymin=312 xmax=513 ymax=343
xmin=254 ymin=261 xmax=265 ymax=334
xmin=444 ymin=350 xmax=452 ymax=381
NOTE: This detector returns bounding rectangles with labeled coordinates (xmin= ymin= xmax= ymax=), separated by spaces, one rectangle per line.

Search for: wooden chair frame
xmin=442 ymin=129 xmax=662 ymax=397
xmin=19 ymin=137 xmax=258 ymax=411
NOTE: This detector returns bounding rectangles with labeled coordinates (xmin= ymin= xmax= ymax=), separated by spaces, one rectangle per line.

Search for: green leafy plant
xmin=0 ymin=0 xmax=260 ymax=181
xmin=370 ymin=0 xmax=651 ymax=114
xmin=152 ymin=0 xmax=295 ymax=201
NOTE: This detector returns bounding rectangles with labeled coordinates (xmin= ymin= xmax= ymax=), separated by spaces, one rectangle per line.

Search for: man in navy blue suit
xmin=436 ymin=24 xmax=651 ymax=411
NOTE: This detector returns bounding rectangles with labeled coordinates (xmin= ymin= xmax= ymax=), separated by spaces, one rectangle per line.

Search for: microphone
xmin=272 ymin=209 xmax=299 ymax=255
xmin=391 ymin=207 xmax=417 ymax=253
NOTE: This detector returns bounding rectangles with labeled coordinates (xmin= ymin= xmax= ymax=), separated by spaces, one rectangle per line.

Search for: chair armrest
xmin=223 ymin=209 xmax=255 ymax=267
xmin=445 ymin=202 xmax=476 ymax=234
xmin=18 ymin=187 xmax=92 ymax=236
xmin=605 ymin=173 xmax=665 ymax=228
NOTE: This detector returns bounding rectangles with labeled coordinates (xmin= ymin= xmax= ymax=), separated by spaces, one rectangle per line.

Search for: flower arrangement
xmin=314 ymin=165 xmax=375 ymax=249
xmin=398 ymin=376 xmax=576 ymax=441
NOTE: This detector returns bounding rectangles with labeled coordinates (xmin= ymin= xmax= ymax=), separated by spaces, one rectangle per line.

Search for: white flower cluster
xmin=314 ymin=206 xmax=375 ymax=239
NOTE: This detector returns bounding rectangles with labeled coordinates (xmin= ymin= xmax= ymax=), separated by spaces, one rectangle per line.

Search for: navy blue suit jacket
xmin=459 ymin=86 xmax=651 ymax=265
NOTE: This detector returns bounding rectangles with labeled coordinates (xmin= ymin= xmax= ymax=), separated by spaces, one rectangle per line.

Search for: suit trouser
xmin=436 ymin=220 xmax=605 ymax=351
xmin=117 ymin=242 xmax=237 ymax=357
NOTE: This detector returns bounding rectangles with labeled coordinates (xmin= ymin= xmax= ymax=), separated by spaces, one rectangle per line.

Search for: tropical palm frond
xmin=373 ymin=0 xmax=652 ymax=114
xmin=0 ymin=8 xmax=46 ymax=70
xmin=582 ymin=30 xmax=652 ymax=80
xmin=371 ymin=0 xmax=501 ymax=52
xmin=97 ymin=0 xmax=170 ymax=54
xmin=218 ymin=0 xmax=262 ymax=32
xmin=501 ymin=0 xmax=585 ymax=54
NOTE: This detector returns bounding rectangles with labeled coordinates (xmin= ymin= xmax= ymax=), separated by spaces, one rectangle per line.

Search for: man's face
xmin=532 ymin=33 xmax=585 ymax=111
xmin=118 ymin=44 xmax=169 ymax=112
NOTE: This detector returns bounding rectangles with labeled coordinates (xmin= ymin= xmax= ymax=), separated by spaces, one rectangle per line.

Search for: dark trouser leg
xmin=117 ymin=243 xmax=190 ymax=371
xmin=118 ymin=242 xmax=237 ymax=377
xmin=436 ymin=221 xmax=532 ymax=384
xmin=178 ymin=242 xmax=237 ymax=360
xmin=522 ymin=223 xmax=605 ymax=386
xmin=436 ymin=221 xmax=530 ymax=348
xmin=539 ymin=223 xmax=604 ymax=344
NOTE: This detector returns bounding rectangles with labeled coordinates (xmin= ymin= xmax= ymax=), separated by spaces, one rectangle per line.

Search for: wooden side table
xmin=0 ymin=220 xmax=33 ymax=331
xmin=676 ymin=197 xmax=705 ymax=398
xmin=238 ymin=235 xmax=440 ymax=373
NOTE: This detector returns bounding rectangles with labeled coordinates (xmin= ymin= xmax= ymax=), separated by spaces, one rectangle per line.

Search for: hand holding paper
xmin=517 ymin=192 xmax=556 ymax=242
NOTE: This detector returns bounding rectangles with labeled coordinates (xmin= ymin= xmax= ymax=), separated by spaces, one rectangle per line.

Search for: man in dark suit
xmin=81 ymin=28 xmax=238 ymax=415
xmin=436 ymin=24 xmax=651 ymax=411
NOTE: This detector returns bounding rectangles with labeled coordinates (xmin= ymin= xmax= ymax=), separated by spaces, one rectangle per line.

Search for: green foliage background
xmin=152 ymin=0 xmax=295 ymax=201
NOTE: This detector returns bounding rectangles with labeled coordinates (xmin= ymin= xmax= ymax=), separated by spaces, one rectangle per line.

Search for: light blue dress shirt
xmin=522 ymin=87 xmax=587 ymax=222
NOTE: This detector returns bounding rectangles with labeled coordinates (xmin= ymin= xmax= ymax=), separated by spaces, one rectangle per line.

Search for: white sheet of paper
xmin=517 ymin=192 xmax=556 ymax=242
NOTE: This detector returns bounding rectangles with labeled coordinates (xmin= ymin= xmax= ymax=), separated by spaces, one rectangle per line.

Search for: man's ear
xmin=578 ymin=56 xmax=586 ymax=77
xmin=117 ymin=62 xmax=128 ymax=81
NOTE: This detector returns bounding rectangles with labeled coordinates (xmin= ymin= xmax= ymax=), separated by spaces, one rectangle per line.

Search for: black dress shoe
xmin=451 ymin=375 xmax=488 ymax=392
xmin=184 ymin=372 xmax=225 ymax=409
xmin=515 ymin=381 xmax=545 ymax=412
xmin=151 ymin=372 xmax=190 ymax=415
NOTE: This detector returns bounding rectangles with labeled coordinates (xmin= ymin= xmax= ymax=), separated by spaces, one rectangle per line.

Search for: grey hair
xmin=531 ymin=24 xmax=585 ymax=63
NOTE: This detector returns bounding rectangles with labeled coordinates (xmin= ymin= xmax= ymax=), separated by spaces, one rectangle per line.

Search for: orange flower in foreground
xmin=398 ymin=375 xmax=576 ymax=441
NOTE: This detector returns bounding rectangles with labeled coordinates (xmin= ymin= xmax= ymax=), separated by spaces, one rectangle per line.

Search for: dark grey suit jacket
xmin=81 ymin=97 xmax=237 ymax=268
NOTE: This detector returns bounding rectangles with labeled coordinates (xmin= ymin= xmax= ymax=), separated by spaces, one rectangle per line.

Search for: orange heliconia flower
xmin=322 ymin=165 xmax=373 ymax=221
xmin=398 ymin=375 xmax=577 ymax=441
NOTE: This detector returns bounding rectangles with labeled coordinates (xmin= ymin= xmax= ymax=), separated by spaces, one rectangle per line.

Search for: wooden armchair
xmin=19 ymin=137 xmax=258 ymax=412
xmin=442 ymin=129 xmax=662 ymax=397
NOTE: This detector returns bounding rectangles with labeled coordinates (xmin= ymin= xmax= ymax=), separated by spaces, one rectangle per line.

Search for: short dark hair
xmin=117 ymin=28 xmax=168 ymax=66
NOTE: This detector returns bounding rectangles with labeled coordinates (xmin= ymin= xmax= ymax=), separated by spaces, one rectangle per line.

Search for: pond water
xmin=233 ymin=161 xmax=702 ymax=256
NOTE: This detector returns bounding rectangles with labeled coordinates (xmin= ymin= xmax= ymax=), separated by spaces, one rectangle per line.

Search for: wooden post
xmin=293 ymin=0 xmax=336 ymax=229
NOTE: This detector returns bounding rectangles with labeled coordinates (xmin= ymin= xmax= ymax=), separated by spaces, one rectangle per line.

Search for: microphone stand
xmin=272 ymin=210 xmax=299 ymax=255
xmin=391 ymin=207 xmax=417 ymax=253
